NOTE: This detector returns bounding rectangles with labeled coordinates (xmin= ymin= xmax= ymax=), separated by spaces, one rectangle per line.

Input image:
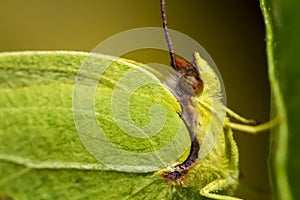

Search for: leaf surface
xmin=260 ymin=0 xmax=300 ymax=199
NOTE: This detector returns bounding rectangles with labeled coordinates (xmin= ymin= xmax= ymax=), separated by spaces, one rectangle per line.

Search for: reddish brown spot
xmin=173 ymin=57 xmax=193 ymax=74
xmin=173 ymin=57 xmax=203 ymax=96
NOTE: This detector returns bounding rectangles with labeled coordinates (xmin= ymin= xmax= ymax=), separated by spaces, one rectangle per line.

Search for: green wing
xmin=0 ymin=51 xmax=196 ymax=199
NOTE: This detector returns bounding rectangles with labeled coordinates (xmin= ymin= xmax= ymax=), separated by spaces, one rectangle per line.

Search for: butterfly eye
xmin=178 ymin=74 xmax=203 ymax=96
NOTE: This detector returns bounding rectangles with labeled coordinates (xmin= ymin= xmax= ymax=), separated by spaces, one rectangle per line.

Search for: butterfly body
xmin=159 ymin=51 xmax=240 ymax=199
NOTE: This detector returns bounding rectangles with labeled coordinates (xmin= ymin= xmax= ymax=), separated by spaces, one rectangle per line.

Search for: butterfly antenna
xmin=160 ymin=0 xmax=177 ymax=70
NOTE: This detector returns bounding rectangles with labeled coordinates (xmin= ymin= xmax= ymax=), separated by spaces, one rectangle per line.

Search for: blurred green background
xmin=0 ymin=0 xmax=270 ymax=199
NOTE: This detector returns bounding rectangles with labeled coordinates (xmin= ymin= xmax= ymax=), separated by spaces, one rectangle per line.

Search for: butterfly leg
xmin=225 ymin=117 xmax=281 ymax=135
xmin=200 ymin=179 xmax=243 ymax=200
xmin=225 ymin=108 xmax=257 ymax=125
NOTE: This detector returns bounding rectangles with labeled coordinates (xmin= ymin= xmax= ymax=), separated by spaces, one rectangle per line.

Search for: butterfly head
xmin=173 ymin=56 xmax=203 ymax=96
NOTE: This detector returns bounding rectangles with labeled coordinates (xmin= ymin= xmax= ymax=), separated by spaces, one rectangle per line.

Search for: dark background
xmin=0 ymin=0 xmax=270 ymax=199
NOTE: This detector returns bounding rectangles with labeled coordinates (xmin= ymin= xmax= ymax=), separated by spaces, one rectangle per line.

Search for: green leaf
xmin=260 ymin=0 xmax=300 ymax=199
xmin=0 ymin=51 xmax=196 ymax=199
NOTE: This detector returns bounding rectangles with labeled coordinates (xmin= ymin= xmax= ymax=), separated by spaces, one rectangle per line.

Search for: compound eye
xmin=178 ymin=75 xmax=203 ymax=96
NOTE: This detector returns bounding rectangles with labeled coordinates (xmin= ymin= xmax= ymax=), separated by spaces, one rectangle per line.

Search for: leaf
xmin=260 ymin=0 xmax=300 ymax=199
xmin=0 ymin=51 xmax=197 ymax=199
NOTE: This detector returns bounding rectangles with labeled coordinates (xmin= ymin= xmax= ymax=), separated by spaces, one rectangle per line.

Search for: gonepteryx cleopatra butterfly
xmin=0 ymin=1 xmax=275 ymax=200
